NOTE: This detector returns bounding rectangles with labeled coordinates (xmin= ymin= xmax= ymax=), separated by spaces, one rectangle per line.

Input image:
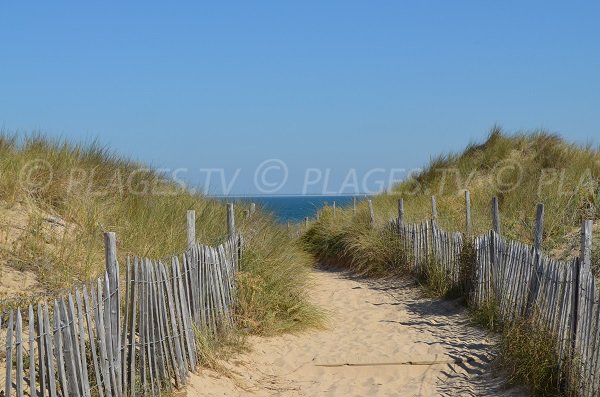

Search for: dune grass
xmin=0 ymin=132 xmax=322 ymax=336
xmin=499 ymin=320 xmax=576 ymax=396
xmin=302 ymin=127 xmax=599 ymax=395
xmin=304 ymin=127 xmax=599 ymax=273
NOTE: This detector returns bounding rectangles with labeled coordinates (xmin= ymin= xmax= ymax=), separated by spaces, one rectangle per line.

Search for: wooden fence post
xmin=398 ymin=198 xmax=404 ymax=226
xmin=368 ymin=199 xmax=375 ymax=226
xmin=492 ymin=196 xmax=501 ymax=235
xmin=103 ymin=231 xmax=120 ymax=388
xmin=465 ymin=190 xmax=472 ymax=234
xmin=333 ymin=201 xmax=336 ymax=218
xmin=250 ymin=202 xmax=256 ymax=215
xmin=573 ymin=220 xmax=592 ymax=356
xmin=431 ymin=196 xmax=438 ymax=223
xmin=580 ymin=220 xmax=593 ymax=268
xmin=187 ymin=210 xmax=196 ymax=247
xmin=534 ymin=203 xmax=544 ymax=251
xmin=352 ymin=197 xmax=357 ymax=216
xmin=525 ymin=204 xmax=545 ymax=316
xmin=227 ymin=203 xmax=235 ymax=237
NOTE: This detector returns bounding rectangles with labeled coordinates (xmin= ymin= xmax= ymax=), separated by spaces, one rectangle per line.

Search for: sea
xmin=216 ymin=195 xmax=369 ymax=223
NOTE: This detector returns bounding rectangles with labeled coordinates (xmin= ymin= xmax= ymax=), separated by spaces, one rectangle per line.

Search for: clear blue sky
xmin=1 ymin=1 xmax=598 ymax=195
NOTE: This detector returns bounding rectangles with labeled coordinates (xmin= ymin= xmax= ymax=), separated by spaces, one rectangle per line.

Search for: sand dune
xmin=188 ymin=269 xmax=525 ymax=396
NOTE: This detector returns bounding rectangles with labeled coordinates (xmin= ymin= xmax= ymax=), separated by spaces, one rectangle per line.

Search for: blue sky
xmin=1 ymin=1 xmax=599 ymax=195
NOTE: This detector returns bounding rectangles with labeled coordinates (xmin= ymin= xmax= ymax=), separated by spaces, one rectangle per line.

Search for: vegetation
xmin=0 ymin=132 xmax=322 ymax=336
xmin=304 ymin=127 xmax=599 ymax=271
xmin=499 ymin=320 xmax=575 ymax=396
xmin=302 ymin=127 xmax=599 ymax=396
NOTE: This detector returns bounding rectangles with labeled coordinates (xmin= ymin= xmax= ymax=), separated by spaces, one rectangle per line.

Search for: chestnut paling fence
xmin=1 ymin=206 xmax=242 ymax=397
xmin=388 ymin=194 xmax=598 ymax=396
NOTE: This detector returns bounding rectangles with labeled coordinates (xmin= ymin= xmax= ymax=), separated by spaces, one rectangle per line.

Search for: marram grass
xmin=302 ymin=127 xmax=598 ymax=396
xmin=0 ymin=132 xmax=322 ymax=335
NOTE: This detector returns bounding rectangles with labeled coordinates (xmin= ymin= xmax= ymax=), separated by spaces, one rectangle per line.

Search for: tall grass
xmin=367 ymin=129 xmax=599 ymax=251
xmin=499 ymin=320 xmax=576 ymax=396
xmin=303 ymin=204 xmax=406 ymax=277
xmin=302 ymin=127 xmax=599 ymax=395
xmin=0 ymin=132 xmax=321 ymax=335
xmin=305 ymin=128 xmax=599 ymax=272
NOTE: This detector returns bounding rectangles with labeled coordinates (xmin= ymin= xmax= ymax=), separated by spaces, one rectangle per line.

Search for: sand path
xmin=188 ymin=269 xmax=525 ymax=397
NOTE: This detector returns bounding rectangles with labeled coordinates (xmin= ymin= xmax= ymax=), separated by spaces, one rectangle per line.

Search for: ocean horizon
xmin=213 ymin=195 xmax=371 ymax=223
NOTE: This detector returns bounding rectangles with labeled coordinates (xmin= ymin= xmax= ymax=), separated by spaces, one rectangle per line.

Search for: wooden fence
xmin=1 ymin=208 xmax=242 ymax=397
xmin=389 ymin=196 xmax=598 ymax=396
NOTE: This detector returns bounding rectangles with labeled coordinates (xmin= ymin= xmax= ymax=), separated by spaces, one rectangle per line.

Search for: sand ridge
xmin=188 ymin=269 xmax=525 ymax=396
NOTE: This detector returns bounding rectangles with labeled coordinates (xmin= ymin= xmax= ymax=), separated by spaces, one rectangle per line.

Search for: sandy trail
xmin=189 ymin=269 xmax=525 ymax=397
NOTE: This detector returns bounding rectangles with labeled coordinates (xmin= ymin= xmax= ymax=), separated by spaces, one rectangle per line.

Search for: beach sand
xmin=188 ymin=269 xmax=525 ymax=396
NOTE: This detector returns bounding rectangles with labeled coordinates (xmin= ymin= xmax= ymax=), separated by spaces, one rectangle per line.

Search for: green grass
xmin=498 ymin=320 xmax=576 ymax=396
xmin=0 ymin=132 xmax=322 ymax=336
xmin=304 ymin=127 xmax=599 ymax=274
xmin=302 ymin=127 xmax=598 ymax=395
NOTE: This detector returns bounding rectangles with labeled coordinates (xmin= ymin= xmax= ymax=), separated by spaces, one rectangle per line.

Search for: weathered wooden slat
xmin=431 ymin=196 xmax=437 ymax=222
xmin=180 ymin=255 xmax=193 ymax=335
xmin=102 ymin=273 xmax=118 ymax=397
xmin=150 ymin=261 xmax=169 ymax=391
xmin=29 ymin=305 xmax=37 ymax=397
xmin=58 ymin=298 xmax=80 ymax=397
xmin=82 ymin=287 xmax=104 ymax=397
xmin=156 ymin=260 xmax=179 ymax=388
xmin=66 ymin=295 xmax=84 ymax=397
xmin=42 ymin=304 xmax=57 ymax=397
xmin=397 ymin=198 xmax=404 ymax=226
xmin=187 ymin=210 xmax=196 ymax=247
xmin=53 ymin=300 xmax=69 ymax=397
xmin=104 ymin=232 xmax=121 ymax=397
xmin=138 ymin=260 xmax=148 ymax=395
xmin=159 ymin=261 xmax=186 ymax=384
xmin=121 ymin=258 xmax=131 ymax=396
xmin=205 ymin=249 xmax=218 ymax=335
xmin=74 ymin=291 xmax=91 ymax=397
xmin=94 ymin=282 xmax=113 ymax=397
xmin=126 ymin=258 xmax=138 ymax=397
xmin=491 ymin=196 xmax=501 ymax=235
xmin=227 ymin=203 xmax=235 ymax=237
xmin=143 ymin=261 xmax=156 ymax=397
xmin=174 ymin=257 xmax=197 ymax=370
xmin=16 ymin=309 xmax=24 ymax=397
xmin=534 ymin=203 xmax=544 ymax=251
xmin=368 ymin=200 xmax=375 ymax=226
xmin=37 ymin=303 xmax=47 ymax=397
xmin=148 ymin=261 xmax=162 ymax=395
xmin=145 ymin=261 xmax=159 ymax=395
xmin=5 ymin=310 xmax=14 ymax=397
xmin=464 ymin=190 xmax=471 ymax=234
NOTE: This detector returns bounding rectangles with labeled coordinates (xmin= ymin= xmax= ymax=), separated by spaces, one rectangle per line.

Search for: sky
xmin=1 ymin=1 xmax=599 ymax=195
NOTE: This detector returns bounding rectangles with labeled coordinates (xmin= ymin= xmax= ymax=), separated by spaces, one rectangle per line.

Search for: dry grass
xmin=0 ymin=132 xmax=322 ymax=336
xmin=498 ymin=320 xmax=575 ymax=396
xmin=302 ymin=127 xmax=599 ymax=395
xmin=304 ymin=128 xmax=599 ymax=275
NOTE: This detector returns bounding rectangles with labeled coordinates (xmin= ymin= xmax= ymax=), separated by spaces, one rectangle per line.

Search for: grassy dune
xmin=304 ymin=128 xmax=600 ymax=274
xmin=303 ymin=128 xmax=600 ymax=395
xmin=0 ymin=133 xmax=321 ymax=335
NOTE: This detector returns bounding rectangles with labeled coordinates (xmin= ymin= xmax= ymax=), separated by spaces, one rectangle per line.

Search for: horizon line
xmin=206 ymin=193 xmax=377 ymax=198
